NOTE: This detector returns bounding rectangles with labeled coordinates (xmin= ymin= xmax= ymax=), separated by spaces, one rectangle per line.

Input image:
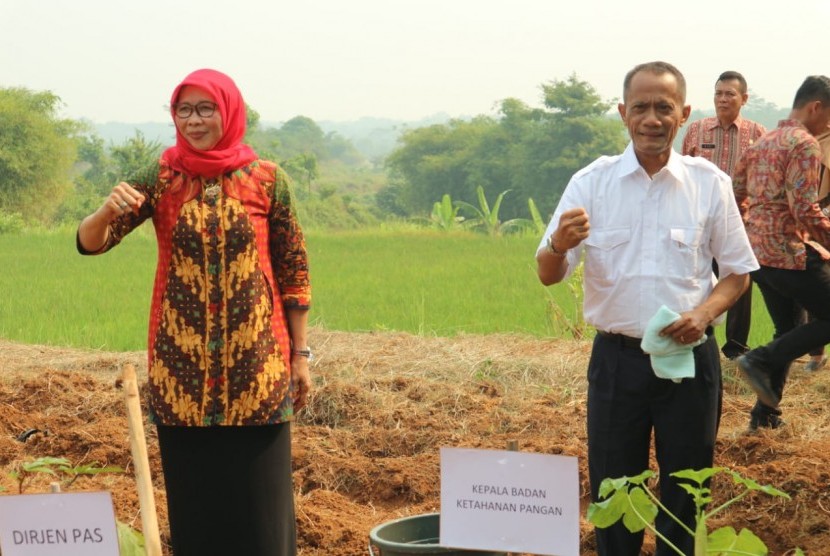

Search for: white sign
xmin=0 ymin=491 xmax=120 ymax=556
xmin=440 ymin=447 xmax=579 ymax=556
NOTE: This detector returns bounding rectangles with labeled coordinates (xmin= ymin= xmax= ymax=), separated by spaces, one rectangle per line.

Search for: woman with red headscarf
xmin=78 ymin=69 xmax=311 ymax=555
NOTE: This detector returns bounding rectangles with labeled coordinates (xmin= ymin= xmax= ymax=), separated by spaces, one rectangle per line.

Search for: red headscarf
xmin=161 ymin=69 xmax=258 ymax=178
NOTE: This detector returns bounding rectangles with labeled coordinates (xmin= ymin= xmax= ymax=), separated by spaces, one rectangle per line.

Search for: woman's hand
xmin=104 ymin=182 xmax=145 ymax=219
xmin=78 ymin=182 xmax=147 ymax=252
xmin=291 ymin=353 xmax=311 ymax=412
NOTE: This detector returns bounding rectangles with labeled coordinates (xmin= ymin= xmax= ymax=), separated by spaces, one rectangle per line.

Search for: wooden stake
xmin=505 ymin=440 xmax=519 ymax=556
xmin=123 ymin=363 xmax=163 ymax=556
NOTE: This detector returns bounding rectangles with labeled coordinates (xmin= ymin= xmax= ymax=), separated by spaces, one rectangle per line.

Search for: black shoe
xmin=722 ymin=340 xmax=750 ymax=360
xmin=737 ymin=355 xmax=780 ymax=408
xmin=749 ymin=413 xmax=785 ymax=430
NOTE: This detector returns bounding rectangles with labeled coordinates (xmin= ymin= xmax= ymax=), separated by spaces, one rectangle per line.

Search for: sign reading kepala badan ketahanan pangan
xmin=440 ymin=447 xmax=579 ymax=556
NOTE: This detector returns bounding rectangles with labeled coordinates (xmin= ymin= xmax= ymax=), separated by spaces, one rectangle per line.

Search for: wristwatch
xmin=546 ymin=235 xmax=567 ymax=257
xmin=292 ymin=347 xmax=314 ymax=362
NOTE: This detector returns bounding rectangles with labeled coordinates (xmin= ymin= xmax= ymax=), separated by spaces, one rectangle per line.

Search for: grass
xmin=0 ymin=228 xmax=773 ymax=351
xmin=0 ymin=229 xmax=156 ymax=350
xmin=0 ymin=229 xmax=573 ymax=350
xmin=307 ymin=229 xmax=576 ymax=336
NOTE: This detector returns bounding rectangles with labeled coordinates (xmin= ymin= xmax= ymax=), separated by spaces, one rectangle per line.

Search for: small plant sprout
xmin=586 ymin=467 xmax=804 ymax=556
xmin=8 ymin=456 xmax=123 ymax=494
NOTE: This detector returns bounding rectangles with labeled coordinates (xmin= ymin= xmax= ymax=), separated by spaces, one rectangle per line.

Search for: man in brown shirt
xmin=682 ymin=71 xmax=767 ymax=360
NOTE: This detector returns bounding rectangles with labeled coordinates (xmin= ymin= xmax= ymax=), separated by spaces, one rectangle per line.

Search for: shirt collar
xmin=620 ymin=142 xmax=641 ymax=177
xmin=778 ymin=118 xmax=807 ymax=131
xmin=620 ymin=142 xmax=685 ymax=182
xmin=705 ymin=115 xmax=743 ymax=131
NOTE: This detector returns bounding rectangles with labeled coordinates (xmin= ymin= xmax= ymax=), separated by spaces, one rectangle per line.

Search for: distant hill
xmin=315 ymin=113 xmax=456 ymax=161
xmin=92 ymin=113 xmax=458 ymax=161
xmin=92 ymin=99 xmax=788 ymax=162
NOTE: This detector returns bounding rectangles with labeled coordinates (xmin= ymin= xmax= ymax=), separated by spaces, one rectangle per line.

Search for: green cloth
xmin=640 ymin=305 xmax=706 ymax=383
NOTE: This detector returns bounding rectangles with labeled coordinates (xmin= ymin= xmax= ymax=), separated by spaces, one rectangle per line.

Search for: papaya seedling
xmin=586 ymin=467 xmax=804 ymax=556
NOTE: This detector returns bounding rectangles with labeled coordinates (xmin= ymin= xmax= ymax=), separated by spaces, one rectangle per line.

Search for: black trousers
xmin=796 ymin=308 xmax=826 ymax=357
xmin=749 ymin=248 xmax=830 ymax=417
xmin=722 ymin=286 xmax=752 ymax=357
xmin=588 ymin=333 xmax=721 ymax=556
xmin=713 ymin=260 xmax=752 ymax=358
xmin=157 ymin=423 xmax=297 ymax=556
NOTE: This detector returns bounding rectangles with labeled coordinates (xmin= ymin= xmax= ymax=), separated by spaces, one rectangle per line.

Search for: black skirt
xmin=156 ymin=423 xmax=296 ymax=556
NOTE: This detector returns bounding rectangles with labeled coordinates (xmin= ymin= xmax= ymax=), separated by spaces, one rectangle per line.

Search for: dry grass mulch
xmin=0 ymin=329 xmax=828 ymax=555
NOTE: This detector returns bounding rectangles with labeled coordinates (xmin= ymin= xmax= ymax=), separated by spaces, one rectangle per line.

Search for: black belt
xmin=596 ymin=331 xmax=643 ymax=351
xmin=596 ymin=328 xmax=715 ymax=353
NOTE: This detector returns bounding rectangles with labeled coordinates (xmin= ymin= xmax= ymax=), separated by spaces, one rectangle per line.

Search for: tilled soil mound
xmin=0 ymin=328 xmax=828 ymax=555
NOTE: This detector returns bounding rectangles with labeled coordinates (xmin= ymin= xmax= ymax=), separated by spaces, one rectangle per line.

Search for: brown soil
xmin=0 ymin=329 xmax=828 ymax=555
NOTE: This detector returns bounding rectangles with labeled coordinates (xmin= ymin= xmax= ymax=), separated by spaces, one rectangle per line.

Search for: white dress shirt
xmin=537 ymin=143 xmax=759 ymax=338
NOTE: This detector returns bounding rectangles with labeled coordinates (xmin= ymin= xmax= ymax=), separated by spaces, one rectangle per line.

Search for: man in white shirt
xmin=536 ymin=61 xmax=758 ymax=556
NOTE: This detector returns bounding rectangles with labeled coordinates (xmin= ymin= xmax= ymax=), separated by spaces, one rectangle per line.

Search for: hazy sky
xmin=3 ymin=0 xmax=829 ymax=125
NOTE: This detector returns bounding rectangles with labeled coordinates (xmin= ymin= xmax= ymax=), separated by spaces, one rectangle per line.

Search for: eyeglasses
xmin=173 ymin=102 xmax=217 ymax=119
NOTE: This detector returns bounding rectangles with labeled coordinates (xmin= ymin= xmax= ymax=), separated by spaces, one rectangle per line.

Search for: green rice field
xmin=0 ymin=229 xmax=773 ymax=351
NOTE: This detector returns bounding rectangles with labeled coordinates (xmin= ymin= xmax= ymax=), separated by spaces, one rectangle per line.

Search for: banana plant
xmin=527 ymin=197 xmax=547 ymax=235
xmin=430 ymin=193 xmax=464 ymax=231
xmin=455 ymin=185 xmax=527 ymax=236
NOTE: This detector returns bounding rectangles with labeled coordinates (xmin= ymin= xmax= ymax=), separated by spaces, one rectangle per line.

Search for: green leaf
xmin=475 ymin=185 xmax=492 ymax=218
xmin=672 ymin=467 xmax=723 ymax=486
xmin=622 ymin=486 xmax=657 ymax=533
xmin=68 ymin=464 xmax=124 ymax=476
xmin=708 ymin=526 xmax=767 ymax=554
xmin=596 ymin=470 xmax=654 ymax=499
xmin=728 ymin=470 xmax=790 ymax=499
xmin=117 ymin=521 xmax=146 ymax=556
xmin=677 ymin=482 xmax=712 ymax=507
xmin=624 ymin=469 xmax=655 ymax=486
xmin=707 ymin=526 xmax=739 ymax=551
xmin=430 ymin=194 xmax=462 ymax=230
xmin=587 ymin=489 xmax=627 ymax=528
xmin=21 ymin=464 xmax=58 ymax=476
xmin=23 ymin=456 xmax=71 ymax=469
xmin=527 ymin=198 xmax=545 ymax=234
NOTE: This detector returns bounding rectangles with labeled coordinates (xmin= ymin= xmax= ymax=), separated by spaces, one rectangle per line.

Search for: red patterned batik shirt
xmin=80 ymin=160 xmax=311 ymax=426
xmin=733 ymin=119 xmax=830 ymax=270
xmin=682 ymin=116 xmax=767 ymax=177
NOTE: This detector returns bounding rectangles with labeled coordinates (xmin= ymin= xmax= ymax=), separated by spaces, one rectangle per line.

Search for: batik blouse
xmin=79 ymin=159 xmax=311 ymax=426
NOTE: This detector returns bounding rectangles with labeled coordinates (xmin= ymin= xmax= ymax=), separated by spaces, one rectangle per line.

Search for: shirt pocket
xmin=584 ymin=227 xmax=631 ymax=285
xmin=667 ymin=226 xmax=704 ymax=279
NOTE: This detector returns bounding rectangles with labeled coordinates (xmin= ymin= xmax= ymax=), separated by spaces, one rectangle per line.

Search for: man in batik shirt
xmin=734 ymin=75 xmax=830 ymax=430
xmin=683 ymin=71 xmax=767 ymax=360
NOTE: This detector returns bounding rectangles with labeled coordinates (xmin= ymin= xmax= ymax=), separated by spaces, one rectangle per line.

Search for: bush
xmin=0 ymin=210 xmax=25 ymax=234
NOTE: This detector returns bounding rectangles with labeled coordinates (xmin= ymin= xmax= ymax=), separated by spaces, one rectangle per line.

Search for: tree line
xmin=383 ymin=75 xmax=628 ymax=221
xmin=0 ymin=90 xmax=377 ymax=230
xmin=0 ymin=76 xmax=789 ymax=232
